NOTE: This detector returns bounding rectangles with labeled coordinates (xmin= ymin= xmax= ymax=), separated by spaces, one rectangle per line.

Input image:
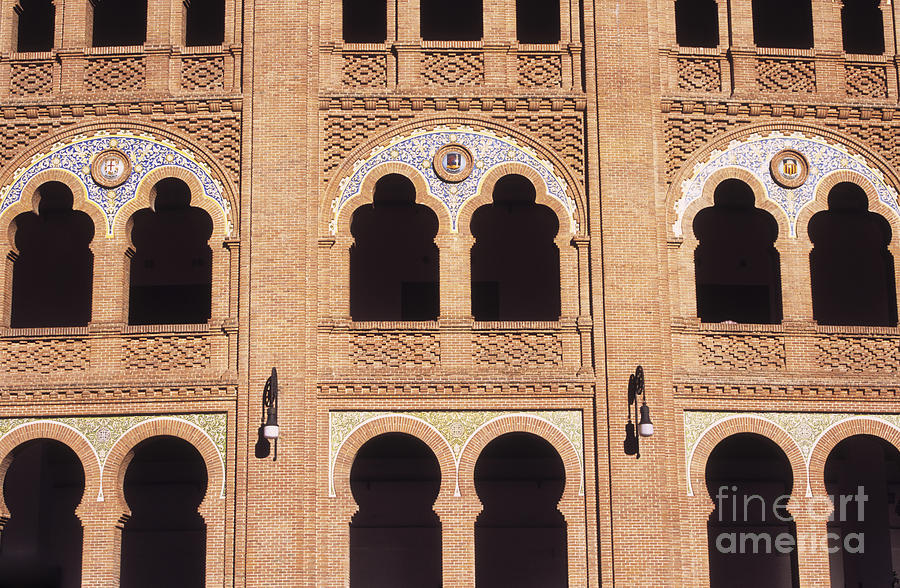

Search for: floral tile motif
xmin=332 ymin=126 xmax=576 ymax=234
xmin=329 ymin=410 xmax=583 ymax=497
xmin=0 ymin=130 xmax=231 ymax=237
xmin=673 ymin=131 xmax=900 ymax=237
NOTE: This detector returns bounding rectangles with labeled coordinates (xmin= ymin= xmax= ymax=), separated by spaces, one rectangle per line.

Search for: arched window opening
xmin=809 ymin=182 xmax=897 ymax=326
xmin=693 ymin=179 xmax=782 ymax=323
xmin=120 ymin=436 xmax=207 ymax=588
xmin=128 ymin=178 xmax=213 ymax=325
xmin=350 ymin=174 xmax=439 ymax=321
xmin=516 ymin=0 xmax=560 ymax=44
xmin=343 ymin=0 xmax=387 ymax=43
xmin=184 ymin=0 xmax=225 ymax=46
xmin=350 ymin=433 xmax=442 ymax=588
xmin=0 ymin=440 xmax=84 ymax=588
xmin=675 ymin=0 xmax=718 ymax=48
xmin=752 ymin=0 xmax=813 ymax=48
xmin=825 ymin=435 xmax=900 ymax=587
xmin=471 ymin=175 xmax=560 ymax=321
xmin=91 ymin=0 xmax=147 ymax=47
xmin=475 ymin=432 xmax=567 ymax=587
xmin=10 ymin=182 xmax=94 ymax=328
xmin=420 ymin=0 xmax=482 ymax=40
xmin=842 ymin=0 xmax=884 ymax=54
xmin=16 ymin=0 xmax=55 ymax=52
xmin=706 ymin=433 xmax=799 ymax=588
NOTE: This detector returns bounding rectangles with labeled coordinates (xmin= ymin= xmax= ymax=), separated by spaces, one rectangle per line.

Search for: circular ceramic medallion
xmin=91 ymin=149 xmax=132 ymax=188
xmin=433 ymin=143 xmax=474 ymax=183
xmin=770 ymin=149 xmax=809 ymax=189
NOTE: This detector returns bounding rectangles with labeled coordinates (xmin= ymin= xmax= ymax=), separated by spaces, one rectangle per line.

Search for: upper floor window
xmin=516 ymin=0 xmax=560 ymax=44
xmin=91 ymin=0 xmax=147 ymax=47
xmin=842 ymin=0 xmax=884 ymax=54
xmin=185 ymin=0 xmax=226 ymax=46
xmin=675 ymin=0 xmax=718 ymax=48
xmin=343 ymin=0 xmax=387 ymax=43
xmin=16 ymin=0 xmax=54 ymax=52
xmin=752 ymin=0 xmax=813 ymax=49
xmin=421 ymin=0 xmax=482 ymax=41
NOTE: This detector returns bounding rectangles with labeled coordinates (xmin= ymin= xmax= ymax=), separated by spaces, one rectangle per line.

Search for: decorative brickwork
xmin=698 ymin=335 xmax=785 ymax=369
xmin=676 ymin=57 xmax=720 ymax=92
xmin=664 ymin=114 xmax=735 ymax=180
xmin=322 ymin=111 xmax=412 ymax=177
xmin=349 ymin=332 xmax=440 ymax=367
xmin=181 ymin=56 xmax=226 ymax=91
xmin=473 ymin=333 xmax=562 ymax=367
xmin=163 ymin=114 xmax=242 ymax=185
xmin=123 ymin=336 xmax=211 ymax=370
xmin=815 ymin=336 xmax=900 ymax=372
xmin=422 ymin=51 xmax=484 ymax=86
xmin=341 ymin=53 xmax=388 ymax=88
xmin=517 ymin=54 xmax=563 ymax=88
xmin=85 ymin=56 xmax=147 ymax=91
xmin=845 ymin=64 xmax=888 ymax=98
xmin=10 ymin=62 xmax=53 ymax=96
xmin=0 ymin=339 xmax=89 ymax=373
xmin=756 ymin=58 xmax=816 ymax=93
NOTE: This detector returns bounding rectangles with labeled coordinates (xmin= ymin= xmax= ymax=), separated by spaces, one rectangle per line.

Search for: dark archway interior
xmin=92 ymin=0 xmax=147 ymax=47
xmin=0 ymin=439 xmax=84 ymax=588
xmin=185 ymin=0 xmax=225 ymax=46
xmin=693 ymin=179 xmax=782 ymax=324
xmin=471 ymin=175 xmax=560 ymax=321
xmin=343 ymin=0 xmax=387 ymax=42
xmin=517 ymin=0 xmax=560 ymax=44
xmin=809 ymin=182 xmax=897 ymax=326
xmin=10 ymin=182 xmax=94 ymax=328
xmin=350 ymin=433 xmax=442 ymax=588
xmin=350 ymin=174 xmax=439 ymax=321
xmin=706 ymin=433 xmax=799 ymax=588
xmin=120 ymin=436 xmax=208 ymax=588
xmin=475 ymin=432 xmax=567 ymax=588
xmin=675 ymin=0 xmax=718 ymax=47
xmin=752 ymin=0 xmax=813 ymax=48
xmin=128 ymin=178 xmax=213 ymax=325
xmin=16 ymin=0 xmax=54 ymax=52
xmin=842 ymin=0 xmax=884 ymax=54
xmin=420 ymin=0 xmax=482 ymax=40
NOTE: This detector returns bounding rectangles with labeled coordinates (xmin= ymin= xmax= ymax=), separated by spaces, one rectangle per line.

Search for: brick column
xmin=791 ymin=497 xmax=832 ymax=588
xmin=0 ymin=247 xmax=14 ymax=326
xmin=90 ymin=238 xmax=127 ymax=327
xmin=780 ymin=240 xmax=814 ymax=324
xmin=78 ymin=507 xmax=123 ymax=588
xmin=433 ymin=497 xmax=479 ymax=588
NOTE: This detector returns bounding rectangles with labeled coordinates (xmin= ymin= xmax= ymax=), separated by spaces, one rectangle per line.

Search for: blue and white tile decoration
xmin=673 ymin=131 xmax=900 ymax=238
xmin=0 ymin=130 xmax=230 ymax=237
xmin=332 ymin=126 xmax=577 ymax=234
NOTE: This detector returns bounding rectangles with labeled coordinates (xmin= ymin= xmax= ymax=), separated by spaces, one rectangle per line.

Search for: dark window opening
xmin=706 ymin=433 xmax=799 ymax=588
xmin=475 ymin=432 xmax=567 ymax=588
xmin=10 ymin=182 xmax=94 ymax=328
xmin=472 ymin=175 xmax=560 ymax=321
xmin=16 ymin=0 xmax=55 ymax=52
xmin=120 ymin=436 xmax=207 ymax=588
xmin=825 ymin=435 xmax=900 ymax=587
xmin=752 ymin=0 xmax=813 ymax=48
xmin=842 ymin=0 xmax=884 ymax=54
xmin=350 ymin=174 xmax=439 ymax=321
xmin=0 ymin=440 xmax=84 ymax=588
xmin=675 ymin=0 xmax=719 ymax=48
xmin=128 ymin=178 xmax=213 ymax=325
xmin=809 ymin=182 xmax=897 ymax=326
xmin=517 ymin=0 xmax=560 ymax=44
xmin=421 ymin=0 xmax=482 ymax=40
xmin=350 ymin=433 xmax=441 ymax=588
xmin=184 ymin=0 xmax=225 ymax=46
xmin=693 ymin=179 xmax=782 ymax=324
xmin=343 ymin=0 xmax=387 ymax=43
xmin=92 ymin=0 xmax=147 ymax=47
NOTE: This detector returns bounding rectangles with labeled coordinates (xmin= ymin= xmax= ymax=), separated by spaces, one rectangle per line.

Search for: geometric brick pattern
xmin=517 ymin=54 xmax=562 ymax=88
xmin=699 ymin=335 xmax=786 ymax=369
xmin=0 ymin=339 xmax=90 ymax=373
xmin=85 ymin=56 xmax=146 ymax=91
xmin=422 ymin=51 xmax=484 ymax=86
xmin=164 ymin=114 xmax=242 ymax=185
xmin=350 ymin=333 xmax=440 ymax=368
xmin=494 ymin=112 xmax=586 ymax=177
xmin=181 ymin=56 xmax=225 ymax=91
xmin=342 ymin=54 xmax=388 ymax=88
xmin=677 ymin=57 xmax=721 ymax=92
xmin=322 ymin=111 xmax=412 ymax=177
xmin=123 ymin=336 xmax=211 ymax=370
xmin=845 ymin=64 xmax=888 ymax=98
xmin=664 ymin=114 xmax=735 ymax=181
xmin=756 ymin=58 xmax=816 ymax=93
xmin=473 ymin=333 xmax=562 ymax=367
xmin=815 ymin=336 xmax=900 ymax=372
xmin=10 ymin=62 xmax=53 ymax=96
